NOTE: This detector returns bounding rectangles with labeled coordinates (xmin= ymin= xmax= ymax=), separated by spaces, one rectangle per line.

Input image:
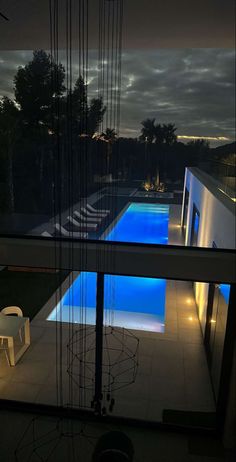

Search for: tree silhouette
xmin=0 ymin=97 xmax=19 ymax=211
xmin=14 ymin=50 xmax=65 ymax=128
xmin=154 ymin=123 xmax=164 ymax=145
xmin=71 ymin=75 xmax=88 ymax=135
xmin=140 ymin=119 xmax=178 ymax=186
xmin=69 ymin=76 xmax=106 ymax=137
xmin=140 ymin=118 xmax=156 ymax=183
xmin=187 ymin=139 xmax=210 ymax=163
xmin=140 ymin=118 xmax=156 ymax=143
xmin=156 ymin=123 xmax=177 ymax=184
xmin=12 ymin=53 xmax=107 ymax=209
xmin=162 ymin=123 xmax=177 ymax=145
xmin=187 ymin=139 xmax=209 ymax=150
xmin=88 ymin=98 xmax=106 ymax=136
xmin=100 ymin=128 xmax=117 ymax=175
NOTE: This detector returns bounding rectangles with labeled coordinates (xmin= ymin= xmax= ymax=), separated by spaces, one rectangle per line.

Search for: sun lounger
xmin=86 ymin=204 xmax=109 ymax=215
xmin=84 ymin=207 xmax=108 ymax=218
xmin=74 ymin=210 xmax=102 ymax=224
xmin=81 ymin=207 xmax=106 ymax=220
xmin=41 ymin=231 xmax=52 ymax=237
xmin=54 ymin=223 xmax=88 ymax=238
xmin=67 ymin=216 xmax=97 ymax=230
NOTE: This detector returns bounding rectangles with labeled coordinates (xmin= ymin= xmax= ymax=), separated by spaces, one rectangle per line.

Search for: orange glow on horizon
xmin=177 ymin=135 xmax=230 ymax=141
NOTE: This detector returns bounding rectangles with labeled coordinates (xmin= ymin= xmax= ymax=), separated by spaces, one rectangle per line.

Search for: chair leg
xmin=0 ymin=340 xmax=10 ymax=366
xmin=4 ymin=349 xmax=10 ymax=366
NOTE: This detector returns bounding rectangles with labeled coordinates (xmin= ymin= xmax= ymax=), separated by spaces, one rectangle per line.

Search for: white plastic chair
xmin=0 ymin=341 xmax=10 ymax=365
xmin=0 ymin=306 xmax=23 ymax=346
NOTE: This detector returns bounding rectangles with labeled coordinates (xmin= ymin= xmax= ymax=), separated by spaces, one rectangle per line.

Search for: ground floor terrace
xmin=0 ymin=277 xmax=215 ymax=423
xmin=0 ymin=191 xmax=219 ymax=428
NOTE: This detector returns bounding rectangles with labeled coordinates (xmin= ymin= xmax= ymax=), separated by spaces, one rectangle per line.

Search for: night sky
xmin=0 ymin=48 xmax=235 ymax=146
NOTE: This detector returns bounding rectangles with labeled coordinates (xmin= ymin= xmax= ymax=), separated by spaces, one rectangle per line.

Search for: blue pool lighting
xmin=219 ymin=284 xmax=230 ymax=304
xmin=47 ymin=203 xmax=169 ymax=332
xmin=106 ymin=203 xmax=169 ymax=245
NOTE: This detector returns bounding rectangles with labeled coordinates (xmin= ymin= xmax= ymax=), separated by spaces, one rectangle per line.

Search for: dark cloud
xmin=0 ymin=48 xmax=235 ymax=145
xmin=117 ymin=49 xmax=235 ymax=142
xmin=0 ymin=1 xmax=234 ymax=49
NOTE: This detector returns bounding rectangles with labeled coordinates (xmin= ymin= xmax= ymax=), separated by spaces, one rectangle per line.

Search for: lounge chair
xmin=41 ymin=231 xmax=52 ymax=237
xmin=67 ymin=216 xmax=97 ymax=230
xmin=74 ymin=210 xmax=102 ymax=224
xmin=81 ymin=207 xmax=106 ymax=220
xmin=86 ymin=203 xmax=109 ymax=215
xmin=54 ymin=223 xmax=88 ymax=239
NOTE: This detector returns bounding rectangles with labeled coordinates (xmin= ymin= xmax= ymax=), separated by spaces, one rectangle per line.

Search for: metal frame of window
xmin=181 ymin=186 xmax=189 ymax=237
xmin=0 ymin=235 xmax=235 ymax=283
xmin=190 ymin=203 xmax=200 ymax=247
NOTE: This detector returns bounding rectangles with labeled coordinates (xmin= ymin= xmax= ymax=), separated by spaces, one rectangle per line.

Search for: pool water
xmin=47 ymin=203 xmax=169 ymax=332
xmin=106 ymin=202 xmax=169 ymax=244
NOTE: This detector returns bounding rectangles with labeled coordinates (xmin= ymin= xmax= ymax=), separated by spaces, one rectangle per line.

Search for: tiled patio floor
xmin=0 ymin=205 xmax=215 ymax=422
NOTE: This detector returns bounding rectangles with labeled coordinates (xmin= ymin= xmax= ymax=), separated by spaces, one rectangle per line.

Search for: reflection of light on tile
xmin=186 ymin=298 xmax=192 ymax=304
xmin=170 ymin=224 xmax=181 ymax=229
xmin=188 ymin=316 xmax=193 ymax=321
xmin=48 ymin=307 xmax=166 ymax=333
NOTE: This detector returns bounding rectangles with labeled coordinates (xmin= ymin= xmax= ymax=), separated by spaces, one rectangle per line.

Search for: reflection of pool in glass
xmin=47 ymin=203 xmax=169 ymax=332
xmin=219 ymin=284 xmax=230 ymax=304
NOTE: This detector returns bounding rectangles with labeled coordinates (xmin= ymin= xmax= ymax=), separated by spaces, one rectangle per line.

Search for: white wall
xmin=182 ymin=168 xmax=235 ymax=333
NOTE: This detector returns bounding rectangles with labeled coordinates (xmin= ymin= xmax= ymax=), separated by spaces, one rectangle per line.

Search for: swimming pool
xmin=47 ymin=203 xmax=169 ymax=332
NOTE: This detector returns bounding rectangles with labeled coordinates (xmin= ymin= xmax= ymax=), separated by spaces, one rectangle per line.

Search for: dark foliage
xmin=0 ymin=50 xmax=230 ymax=217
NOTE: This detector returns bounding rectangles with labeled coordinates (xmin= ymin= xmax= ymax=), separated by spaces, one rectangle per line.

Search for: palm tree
xmin=154 ymin=123 xmax=164 ymax=145
xmin=162 ymin=123 xmax=177 ymax=145
xmin=140 ymin=118 xmax=156 ymax=143
xmin=154 ymin=123 xmax=177 ymax=186
xmin=100 ymin=128 xmax=117 ymax=175
xmin=139 ymin=120 xmax=178 ymax=187
xmin=140 ymin=119 xmax=157 ymax=185
xmin=153 ymin=124 xmax=165 ymax=186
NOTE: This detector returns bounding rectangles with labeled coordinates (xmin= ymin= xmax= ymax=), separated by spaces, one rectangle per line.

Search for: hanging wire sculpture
xmin=14 ymin=417 xmax=97 ymax=462
xmin=16 ymin=0 xmax=138 ymax=458
xmin=67 ymin=325 xmax=139 ymax=414
xmin=63 ymin=0 xmax=140 ymax=417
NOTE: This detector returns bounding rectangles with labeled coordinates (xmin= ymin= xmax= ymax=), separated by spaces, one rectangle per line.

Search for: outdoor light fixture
xmin=144 ymin=182 xmax=151 ymax=191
